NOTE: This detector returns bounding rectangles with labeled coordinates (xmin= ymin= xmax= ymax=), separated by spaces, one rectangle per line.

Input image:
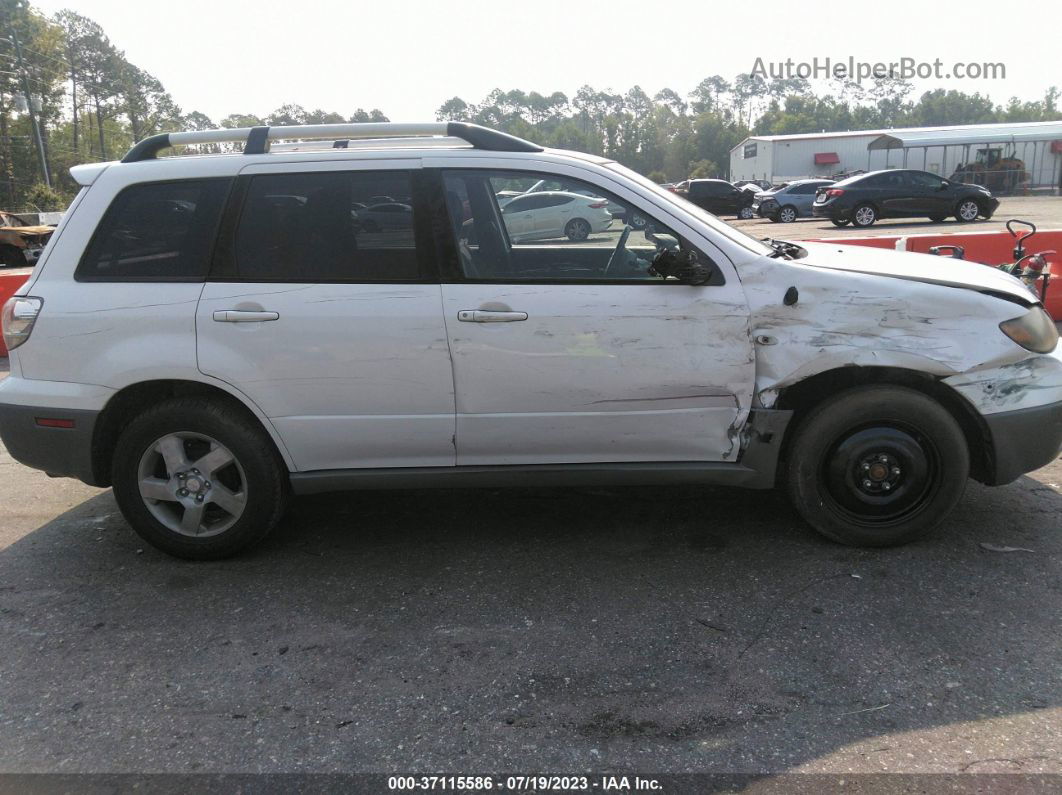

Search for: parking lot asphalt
xmin=0 ymin=358 xmax=1059 ymax=776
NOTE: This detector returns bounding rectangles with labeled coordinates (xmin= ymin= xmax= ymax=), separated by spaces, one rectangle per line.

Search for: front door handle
xmin=213 ymin=310 xmax=280 ymax=322
xmin=457 ymin=310 xmax=528 ymax=323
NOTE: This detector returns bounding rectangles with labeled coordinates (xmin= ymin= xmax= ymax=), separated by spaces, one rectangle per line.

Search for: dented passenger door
xmin=437 ymin=168 xmax=755 ymax=466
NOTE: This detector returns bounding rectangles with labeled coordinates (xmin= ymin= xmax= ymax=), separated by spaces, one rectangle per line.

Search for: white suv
xmin=1 ymin=122 xmax=1060 ymax=559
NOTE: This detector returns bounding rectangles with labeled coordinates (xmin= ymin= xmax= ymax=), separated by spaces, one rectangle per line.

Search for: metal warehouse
xmin=730 ymin=120 xmax=1062 ymax=193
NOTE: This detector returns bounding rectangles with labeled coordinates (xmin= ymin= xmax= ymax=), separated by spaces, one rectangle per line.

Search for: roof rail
xmin=120 ymin=121 xmax=543 ymax=163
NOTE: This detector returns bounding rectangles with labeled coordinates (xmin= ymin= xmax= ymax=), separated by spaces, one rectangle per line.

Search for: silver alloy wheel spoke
xmin=180 ymin=501 xmax=206 ymax=535
xmin=156 ymin=435 xmax=187 ymax=475
xmin=194 ymin=445 xmax=234 ymax=475
xmin=139 ymin=477 xmax=175 ymax=502
xmin=137 ymin=431 xmax=248 ymax=539
xmin=209 ymin=483 xmax=245 ymax=517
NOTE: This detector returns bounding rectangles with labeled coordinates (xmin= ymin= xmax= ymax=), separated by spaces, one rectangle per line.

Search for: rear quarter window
xmin=76 ymin=179 xmax=231 ymax=281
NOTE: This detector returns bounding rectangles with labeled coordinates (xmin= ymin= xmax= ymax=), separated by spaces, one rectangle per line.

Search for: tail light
xmin=2 ymin=296 xmax=42 ymax=351
xmin=825 ymin=188 xmax=845 ymax=198
xmin=587 ymin=201 xmax=609 ymax=209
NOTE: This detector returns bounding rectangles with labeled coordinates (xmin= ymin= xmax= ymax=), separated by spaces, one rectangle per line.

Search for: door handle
xmin=212 ymin=310 xmax=280 ymax=322
xmin=457 ymin=310 xmax=528 ymax=323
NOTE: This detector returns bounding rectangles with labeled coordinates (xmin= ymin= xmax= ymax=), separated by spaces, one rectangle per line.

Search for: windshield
xmin=605 ymin=162 xmax=772 ymax=257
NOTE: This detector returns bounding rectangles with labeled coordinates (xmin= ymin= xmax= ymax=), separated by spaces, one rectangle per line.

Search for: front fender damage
xmin=735 ymin=254 xmax=1045 ymax=413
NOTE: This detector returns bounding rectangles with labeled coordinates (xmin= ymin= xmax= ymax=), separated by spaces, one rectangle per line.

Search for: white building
xmin=730 ymin=120 xmax=1062 ymax=191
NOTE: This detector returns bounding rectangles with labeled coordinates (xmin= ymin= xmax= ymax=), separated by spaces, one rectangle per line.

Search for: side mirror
xmin=649 ymin=248 xmax=712 ymax=285
xmin=938 ymin=182 xmax=948 ymax=190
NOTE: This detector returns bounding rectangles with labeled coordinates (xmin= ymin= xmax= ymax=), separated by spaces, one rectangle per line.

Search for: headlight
xmin=999 ymin=306 xmax=1059 ymax=354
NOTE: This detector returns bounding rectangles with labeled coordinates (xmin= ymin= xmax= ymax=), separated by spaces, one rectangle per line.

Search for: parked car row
xmin=673 ymin=168 xmax=1001 ymax=228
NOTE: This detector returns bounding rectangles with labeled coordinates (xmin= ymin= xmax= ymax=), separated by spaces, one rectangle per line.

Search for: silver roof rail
xmin=120 ymin=121 xmax=543 ymax=163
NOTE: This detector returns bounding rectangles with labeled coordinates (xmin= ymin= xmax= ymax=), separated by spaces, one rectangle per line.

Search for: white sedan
xmin=499 ymin=191 xmax=613 ymax=242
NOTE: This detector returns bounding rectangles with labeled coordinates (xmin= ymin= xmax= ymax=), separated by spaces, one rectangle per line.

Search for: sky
xmin=31 ymin=0 xmax=1061 ymax=124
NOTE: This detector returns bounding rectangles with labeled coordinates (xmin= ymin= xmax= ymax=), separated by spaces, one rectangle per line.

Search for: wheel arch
xmin=774 ymin=366 xmax=993 ymax=484
xmin=90 ymin=379 xmax=294 ymax=487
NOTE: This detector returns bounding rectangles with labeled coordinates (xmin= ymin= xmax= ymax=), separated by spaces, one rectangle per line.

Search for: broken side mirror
xmin=649 ymin=248 xmax=712 ymax=285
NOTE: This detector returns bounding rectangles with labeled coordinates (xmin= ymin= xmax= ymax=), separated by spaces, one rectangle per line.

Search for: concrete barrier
xmin=0 ymin=268 xmax=32 ymax=356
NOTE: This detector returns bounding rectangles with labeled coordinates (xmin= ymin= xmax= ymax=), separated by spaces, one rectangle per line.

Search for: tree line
xmin=437 ymin=78 xmax=1061 ymax=184
xmin=0 ymin=0 xmax=389 ymax=209
xmin=0 ymin=0 xmax=1058 ymax=210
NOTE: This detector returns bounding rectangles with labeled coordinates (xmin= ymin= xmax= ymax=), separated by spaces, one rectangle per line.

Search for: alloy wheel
xmin=779 ymin=207 xmax=797 ymax=223
xmin=137 ymin=432 xmax=248 ymax=537
xmin=854 ymin=205 xmax=876 ymax=226
xmin=958 ymin=201 xmax=979 ymax=221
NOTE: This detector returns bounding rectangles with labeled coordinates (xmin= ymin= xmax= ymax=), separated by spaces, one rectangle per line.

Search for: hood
xmin=798 ymin=240 xmax=1035 ymax=304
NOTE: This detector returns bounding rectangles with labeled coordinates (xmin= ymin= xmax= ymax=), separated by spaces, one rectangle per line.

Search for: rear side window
xmin=231 ymin=170 xmax=422 ymax=282
xmin=77 ymin=179 xmax=230 ymax=281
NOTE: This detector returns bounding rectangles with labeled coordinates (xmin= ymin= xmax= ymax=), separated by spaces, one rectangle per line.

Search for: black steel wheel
xmin=786 ymin=386 xmax=969 ymax=547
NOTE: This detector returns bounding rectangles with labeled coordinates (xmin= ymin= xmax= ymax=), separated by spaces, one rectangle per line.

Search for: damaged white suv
xmin=1 ymin=122 xmax=1060 ymax=559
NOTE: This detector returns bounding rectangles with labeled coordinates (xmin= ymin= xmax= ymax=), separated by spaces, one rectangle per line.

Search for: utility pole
xmin=7 ymin=28 xmax=50 ymax=188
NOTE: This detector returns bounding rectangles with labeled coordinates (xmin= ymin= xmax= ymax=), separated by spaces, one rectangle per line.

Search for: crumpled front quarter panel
xmin=736 ymin=253 xmax=1050 ymax=413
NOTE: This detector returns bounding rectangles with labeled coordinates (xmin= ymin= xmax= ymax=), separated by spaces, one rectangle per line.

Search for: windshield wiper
xmin=763 ymin=238 xmax=807 ymax=259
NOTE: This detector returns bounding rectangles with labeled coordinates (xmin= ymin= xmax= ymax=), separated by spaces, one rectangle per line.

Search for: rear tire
xmin=786 ymin=386 xmax=969 ymax=547
xmin=830 ymin=218 xmax=851 ymax=227
xmin=112 ymin=398 xmax=289 ymax=560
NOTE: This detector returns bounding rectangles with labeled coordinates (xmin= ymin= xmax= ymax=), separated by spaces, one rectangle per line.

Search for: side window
xmin=441 ymin=169 xmax=719 ymax=284
xmin=232 ymin=170 xmax=422 ymax=281
xmin=76 ymin=179 xmax=230 ymax=281
xmin=538 ymin=194 xmax=575 ymax=209
xmin=909 ymin=172 xmax=943 ymax=188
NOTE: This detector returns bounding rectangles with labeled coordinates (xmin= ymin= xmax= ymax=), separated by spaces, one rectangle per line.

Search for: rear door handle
xmin=212 ymin=310 xmax=280 ymax=322
xmin=457 ymin=310 xmax=528 ymax=323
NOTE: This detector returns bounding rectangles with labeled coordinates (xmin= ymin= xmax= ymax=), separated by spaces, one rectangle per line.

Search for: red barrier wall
xmin=0 ymin=269 xmax=32 ymax=356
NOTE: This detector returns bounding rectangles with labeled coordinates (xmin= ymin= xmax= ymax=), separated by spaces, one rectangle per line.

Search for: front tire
xmin=737 ymin=206 xmax=755 ymax=220
xmin=778 ymin=205 xmax=798 ymax=223
xmin=565 ymin=218 xmax=591 ymax=241
xmin=112 ymin=398 xmax=289 ymax=560
xmin=955 ymin=200 xmax=980 ymax=222
xmin=929 ymin=214 xmax=947 ymax=222
xmin=830 ymin=218 xmax=851 ymax=227
xmin=786 ymin=386 xmax=969 ymax=547
xmin=852 ymin=204 xmax=877 ymax=227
